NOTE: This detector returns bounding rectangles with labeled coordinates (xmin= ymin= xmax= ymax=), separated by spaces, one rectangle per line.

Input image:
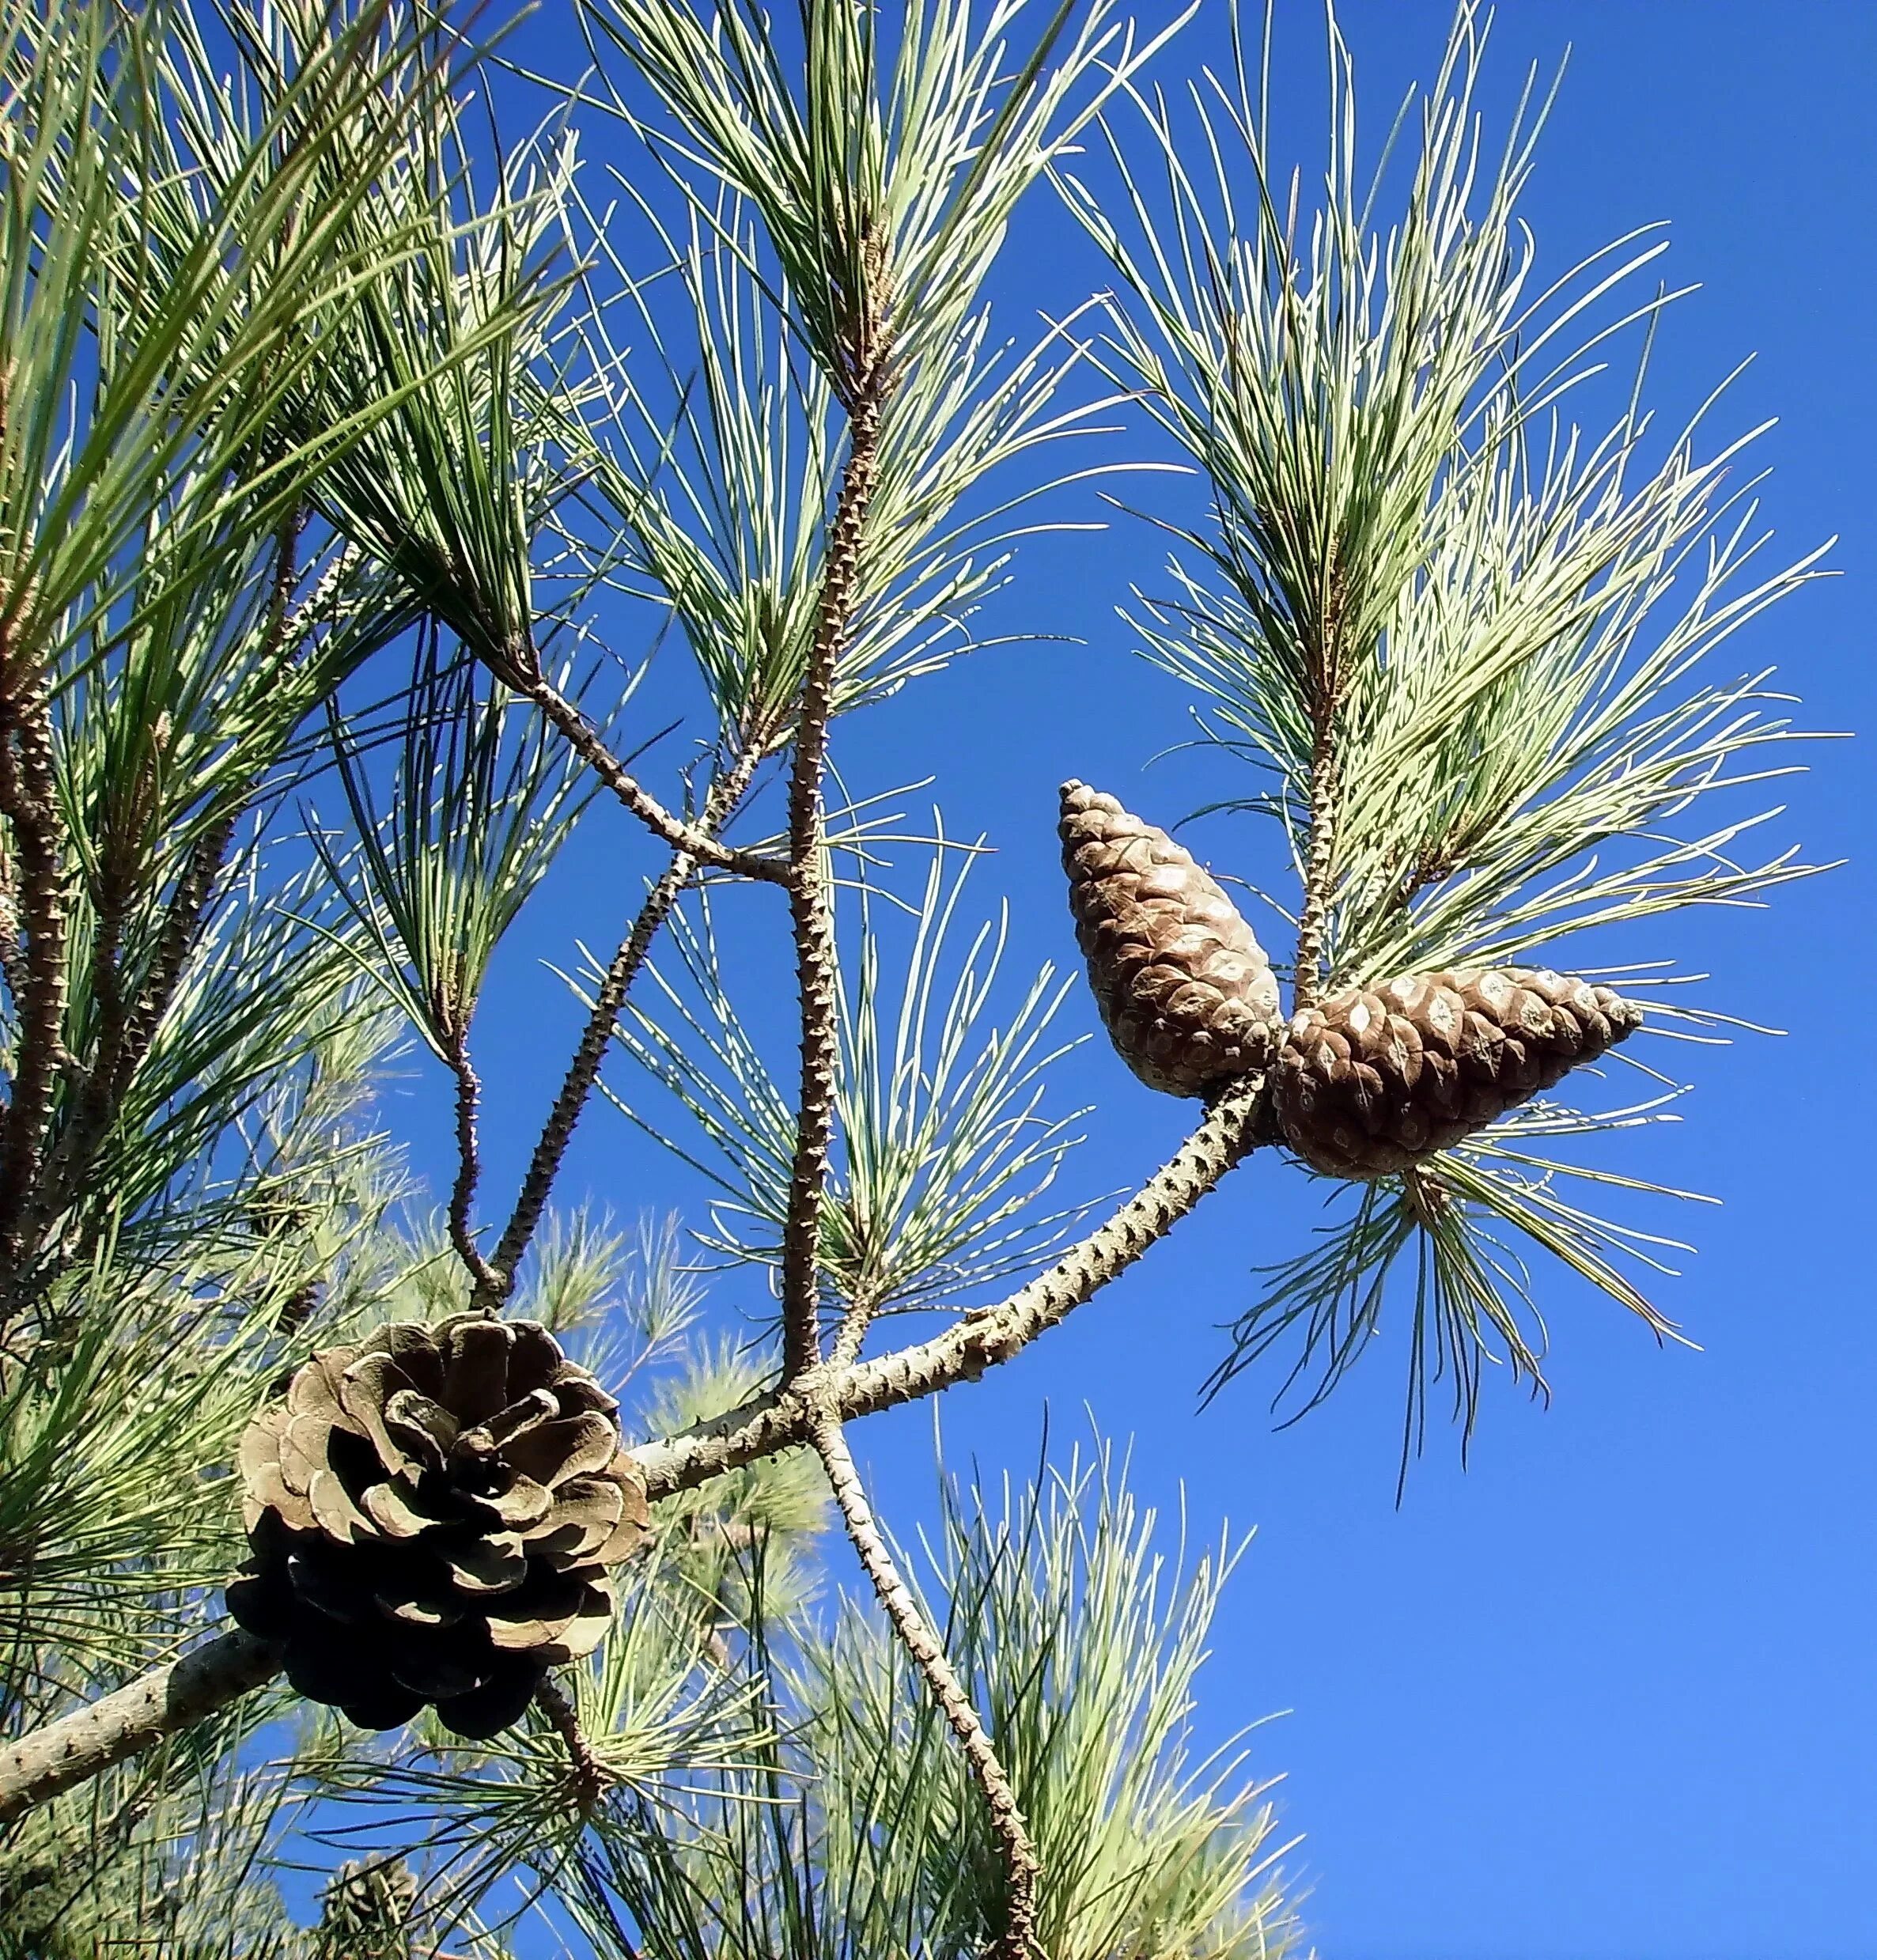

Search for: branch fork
xmin=527 ymin=677 xmax=785 ymax=886
xmin=441 ymin=744 xmax=765 ymax=1311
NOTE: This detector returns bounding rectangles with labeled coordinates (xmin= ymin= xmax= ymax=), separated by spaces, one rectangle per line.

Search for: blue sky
xmin=438 ymin=3 xmax=1877 ymax=1955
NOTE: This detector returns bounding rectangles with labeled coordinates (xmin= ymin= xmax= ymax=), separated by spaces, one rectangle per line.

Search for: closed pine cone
xmin=316 ymin=1860 xmax=418 ymax=1960
xmin=228 ymin=1315 xmax=649 ymax=1739
xmin=1274 ymin=967 xmax=1643 ymax=1179
xmin=1060 ymin=781 xmax=1280 ymax=1097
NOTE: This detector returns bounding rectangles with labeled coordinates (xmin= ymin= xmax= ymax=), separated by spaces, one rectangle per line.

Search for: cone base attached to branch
xmin=1274 ymin=966 xmax=1643 ymax=1178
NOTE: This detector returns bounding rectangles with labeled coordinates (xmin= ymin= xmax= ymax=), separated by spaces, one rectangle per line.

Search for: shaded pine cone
xmin=1274 ymin=967 xmax=1644 ymax=1179
xmin=1060 ymin=781 xmax=1281 ymax=1097
xmin=316 ymin=1860 xmax=418 ymax=1960
xmin=227 ymin=1315 xmax=649 ymax=1739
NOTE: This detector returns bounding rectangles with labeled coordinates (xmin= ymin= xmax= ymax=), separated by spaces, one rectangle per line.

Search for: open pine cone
xmin=1274 ymin=967 xmax=1644 ymax=1179
xmin=1060 ymin=781 xmax=1281 ymax=1097
xmin=228 ymin=1315 xmax=649 ymax=1739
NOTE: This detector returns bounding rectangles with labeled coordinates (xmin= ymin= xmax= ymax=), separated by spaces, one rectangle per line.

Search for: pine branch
xmin=117 ymin=809 xmax=243 ymax=1084
xmin=490 ymin=740 xmax=763 ymax=1291
xmin=527 ymin=674 xmax=786 ymax=885
xmin=0 ymin=672 xmax=71 ymax=1295
xmin=142 ymin=494 xmax=303 ymax=1034
xmin=0 ymin=831 xmax=25 ymax=1010
xmin=81 ymin=827 xmax=138 ymax=1160
xmin=44 ymin=511 xmax=305 ymax=1238
xmin=825 ymin=1287 xmax=880 ymax=1372
xmin=0 ymin=1081 xmax=1266 ymax=1820
xmin=533 ymin=1674 xmax=609 ymax=1814
xmin=441 ymin=1011 xmax=502 ymax=1304
xmin=0 ymin=1630 xmax=282 ymax=1829
xmin=38 ymin=808 xmax=244 ymax=1255
xmin=1290 ymin=723 xmax=1340 ymax=1013
xmin=808 ymin=1404 xmax=1039 ymax=1958
xmin=781 ymin=287 xmax=890 ymax=1380
xmin=1290 ymin=569 xmax=1347 ymax=1012
xmin=635 ymin=1076 xmax=1268 ymax=1498
xmin=44 ymin=815 xmax=256 ymax=1280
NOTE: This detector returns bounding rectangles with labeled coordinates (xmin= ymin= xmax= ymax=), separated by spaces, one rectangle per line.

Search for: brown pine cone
xmin=1273 ymin=967 xmax=1644 ymax=1179
xmin=316 ymin=1860 xmax=418 ymax=1960
xmin=227 ymin=1315 xmax=649 ymax=1739
xmin=1059 ymin=781 xmax=1281 ymax=1097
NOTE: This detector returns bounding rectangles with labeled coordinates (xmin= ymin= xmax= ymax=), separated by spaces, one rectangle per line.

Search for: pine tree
xmin=0 ymin=0 xmax=1831 ymax=1953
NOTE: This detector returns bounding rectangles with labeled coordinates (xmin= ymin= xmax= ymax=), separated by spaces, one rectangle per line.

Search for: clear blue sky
xmin=447 ymin=4 xmax=1877 ymax=1956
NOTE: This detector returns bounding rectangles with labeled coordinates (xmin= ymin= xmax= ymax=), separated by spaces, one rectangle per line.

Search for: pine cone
xmin=227 ymin=1315 xmax=649 ymax=1739
xmin=316 ymin=1860 xmax=417 ymax=1960
xmin=1273 ymin=967 xmax=1644 ymax=1179
xmin=1059 ymin=781 xmax=1280 ymax=1097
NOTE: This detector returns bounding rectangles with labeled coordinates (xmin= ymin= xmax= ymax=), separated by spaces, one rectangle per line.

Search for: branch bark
xmin=636 ymin=1076 xmax=1266 ymax=1499
xmin=810 ymin=1406 xmax=1039 ymax=1958
xmin=0 ymin=831 xmax=26 ymax=1010
xmin=119 ymin=511 xmax=304 ymax=1100
xmin=533 ymin=1674 xmax=608 ymax=1814
xmin=1290 ymin=569 xmax=1346 ymax=1015
xmin=0 ymin=673 xmax=70 ymax=1288
xmin=0 ymin=1631 xmax=282 ymax=1828
xmin=528 ymin=677 xmax=785 ymax=886
xmin=1290 ymin=719 xmax=1338 ymax=1014
xmin=826 ymin=1286 xmax=880 ymax=1373
xmin=41 ymin=510 xmax=305 ymax=1242
xmin=778 ymin=380 xmax=886 ymax=1379
xmin=441 ymin=1013 xmax=502 ymax=1304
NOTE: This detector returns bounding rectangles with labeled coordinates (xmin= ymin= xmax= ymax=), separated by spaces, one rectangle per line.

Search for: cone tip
xmin=1059 ymin=778 xmax=1118 ymax=815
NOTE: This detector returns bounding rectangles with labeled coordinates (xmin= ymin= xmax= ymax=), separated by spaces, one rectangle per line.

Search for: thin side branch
xmin=1291 ymin=573 xmax=1348 ymax=1013
xmin=533 ymin=1674 xmax=608 ymax=1814
xmin=47 ymin=512 xmax=304 ymax=1232
xmin=1290 ymin=721 xmax=1339 ymax=1013
xmin=779 ymin=377 xmax=887 ymax=1379
xmin=81 ymin=819 xmax=138 ymax=1153
xmin=119 ymin=811 xmax=242 ymax=1080
xmin=127 ymin=511 xmax=305 ymax=1084
xmin=0 ymin=1631 xmax=282 ymax=1828
xmin=490 ymin=742 xmax=763 ymax=1290
xmin=528 ymin=676 xmax=785 ymax=885
xmin=809 ymin=1406 xmax=1039 ymax=1958
xmin=44 ymin=809 xmax=244 ymax=1246
xmin=825 ymin=1288 xmax=880 ymax=1373
xmin=441 ymin=1014 xmax=502 ymax=1304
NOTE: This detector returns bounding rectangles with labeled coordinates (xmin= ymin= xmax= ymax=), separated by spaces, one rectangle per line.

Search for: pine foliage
xmin=0 ymin=0 xmax=1832 ymax=1948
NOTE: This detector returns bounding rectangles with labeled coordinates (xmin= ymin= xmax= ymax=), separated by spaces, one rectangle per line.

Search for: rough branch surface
xmin=0 ymin=1631 xmax=282 ymax=1827
xmin=529 ymin=678 xmax=786 ymax=884
xmin=779 ymin=382 xmax=886 ymax=1379
xmin=812 ymin=1407 xmax=1039 ymax=1955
